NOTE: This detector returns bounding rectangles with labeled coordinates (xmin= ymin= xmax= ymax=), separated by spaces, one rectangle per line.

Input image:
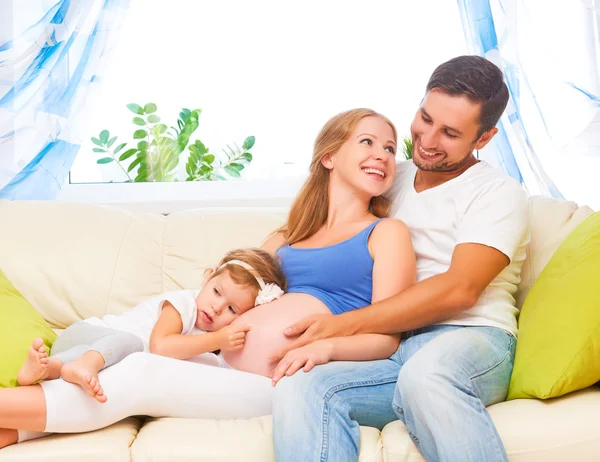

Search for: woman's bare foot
xmin=17 ymin=338 xmax=50 ymax=386
xmin=60 ymin=352 xmax=107 ymax=403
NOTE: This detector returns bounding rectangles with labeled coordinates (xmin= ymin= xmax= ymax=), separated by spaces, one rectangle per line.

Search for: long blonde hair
xmin=283 ymin=108 xmax=397 ymax=245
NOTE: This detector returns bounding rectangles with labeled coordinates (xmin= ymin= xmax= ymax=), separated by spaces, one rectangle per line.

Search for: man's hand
xmin=215 ymin=324 xmax=252 ymax=351
xmin=270 ymin=340 xmax=334 ymax=386
xmin=269 ymin=313 xmax=353 ymax=363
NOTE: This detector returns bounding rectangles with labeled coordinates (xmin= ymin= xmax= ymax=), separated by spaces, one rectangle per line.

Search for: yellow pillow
xmin=0 ymin=270 xmax=57 ymax=388
xmin=508 ymin=212 xmax=600 ymax=399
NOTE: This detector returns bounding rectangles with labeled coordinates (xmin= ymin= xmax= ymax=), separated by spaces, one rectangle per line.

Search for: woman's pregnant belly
xmin=221 ymin=293 xmax=331 ymax=377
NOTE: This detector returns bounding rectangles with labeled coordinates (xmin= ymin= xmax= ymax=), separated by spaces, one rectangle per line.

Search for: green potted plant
xmin=91 ymin=103 xmax=254 ymax=182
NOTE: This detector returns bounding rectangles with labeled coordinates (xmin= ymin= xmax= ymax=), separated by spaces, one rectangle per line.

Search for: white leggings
xmin=18 ymin=352 xmax=273 ymax=442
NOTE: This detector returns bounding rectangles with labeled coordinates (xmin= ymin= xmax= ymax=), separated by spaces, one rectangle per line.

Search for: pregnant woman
xmin=0 ymin=108 xmax=415 ymax=448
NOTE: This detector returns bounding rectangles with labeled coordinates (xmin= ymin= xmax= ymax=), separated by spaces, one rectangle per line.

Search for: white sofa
xmin=0 ymin=196 xmax=599 ymax=462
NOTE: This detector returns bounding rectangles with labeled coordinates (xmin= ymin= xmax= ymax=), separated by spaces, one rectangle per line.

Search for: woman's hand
xmin=270 ymin=313 xmax=355 ymax=363
xmin=270 ymin=340 xmax=334 ymax=386
xmin=215 ymin=324 xmax=252 ymax=351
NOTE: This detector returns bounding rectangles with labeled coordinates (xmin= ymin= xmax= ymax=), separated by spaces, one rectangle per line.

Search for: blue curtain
xmin=0 ymin=0 xmax=129 ymax=199
xmin=457 ymin=0 xmax=600 ymax=199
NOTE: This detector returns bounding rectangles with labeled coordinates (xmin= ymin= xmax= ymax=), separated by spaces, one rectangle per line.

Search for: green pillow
xmin=0 ymin=270 xmax=57 ymax=388
xmin=508 ymin=212 xmax=600 ymax=400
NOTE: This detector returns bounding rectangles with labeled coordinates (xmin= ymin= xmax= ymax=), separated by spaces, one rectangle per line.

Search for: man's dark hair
xmin=426 ymin=55 xmax=509 ymax=138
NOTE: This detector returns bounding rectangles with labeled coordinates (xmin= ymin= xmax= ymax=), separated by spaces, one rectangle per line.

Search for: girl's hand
xmin=270 ymin=340 xmax=334 ymax=386
xmin=216 ymin=324 xmax=251 ymax=351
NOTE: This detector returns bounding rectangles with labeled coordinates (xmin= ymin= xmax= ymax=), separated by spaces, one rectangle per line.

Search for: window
xmin=62 ymin=0 xmax=468 ymax=209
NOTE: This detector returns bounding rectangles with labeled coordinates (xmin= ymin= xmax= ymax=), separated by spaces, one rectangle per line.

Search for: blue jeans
xmin=273 ymin=325 xmax=516 ymax=462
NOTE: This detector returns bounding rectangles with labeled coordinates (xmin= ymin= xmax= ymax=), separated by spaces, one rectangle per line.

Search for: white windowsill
xmin=58 ymin=177 xmax=307 ymax=214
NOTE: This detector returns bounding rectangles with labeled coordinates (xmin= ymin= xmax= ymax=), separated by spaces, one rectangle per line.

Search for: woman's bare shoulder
xmin=261 ymin=231 xmax=287 ymax=255
xmin=373 ymin=218 xmax=411 ymax=239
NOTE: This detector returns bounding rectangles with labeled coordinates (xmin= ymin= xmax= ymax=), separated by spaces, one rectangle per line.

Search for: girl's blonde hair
xmin=208 ymin=248 xmax=287 ymax=299
xmin=283 ymin=108 xmax=397 ymax=245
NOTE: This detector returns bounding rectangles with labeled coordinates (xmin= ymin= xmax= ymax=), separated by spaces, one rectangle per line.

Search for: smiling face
xmin=323 ymin=116 xmax=397 ymax=199
xmin=410 ymin=89 xmax=496 ymax=173
xmin=194 ymin=269 xmax=256 ymax=332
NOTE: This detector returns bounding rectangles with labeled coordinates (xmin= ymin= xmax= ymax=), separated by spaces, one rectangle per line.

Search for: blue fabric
xmin=0 ymin=0 xmax=130 ymax=199
xmin=276 ymin=219 xmax=384 ymax=315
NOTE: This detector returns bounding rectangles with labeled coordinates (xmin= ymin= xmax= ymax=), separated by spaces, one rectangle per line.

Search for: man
xmin=272 ymin=55 xmax=530 ymax=461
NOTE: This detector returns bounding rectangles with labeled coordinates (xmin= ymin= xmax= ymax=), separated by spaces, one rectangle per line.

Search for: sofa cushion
xmin=515 ymin=196 xmax=594 ymax=309
xmin=509 ymin=212 xmax=600 ymax=399
xmin=0 ymin=418 xmax=142 ymax=461
xmin=381 ymin=387 xmax=600 ymax=461
xmin=162 ymin=210 xmax=285 ymax=292
xmin=0 ymin=270 xmax=57 ymax=388
xmin=0 ymin=200 xmax=165 ymax=328
xmin=130 ymin=416 xmax=383 ymax=462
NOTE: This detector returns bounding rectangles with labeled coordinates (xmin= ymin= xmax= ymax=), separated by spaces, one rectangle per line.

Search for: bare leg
xmin=17 ymin=338 xmax=62 ymax=386
xmin=0 ymin=385 xmax=46 ymax=431
xmin=60 ymin=351 xmax=107 ymax=403
xmin=0 ymin=428 xmax=18 ymax=449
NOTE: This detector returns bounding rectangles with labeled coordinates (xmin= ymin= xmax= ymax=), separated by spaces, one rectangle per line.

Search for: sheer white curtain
xmin=458 ymin=0 xmax=600 ymax=209
xmin=0 ymin=0 xmax=129 ymax=199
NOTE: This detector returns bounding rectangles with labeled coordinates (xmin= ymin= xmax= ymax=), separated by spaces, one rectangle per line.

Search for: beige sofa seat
xmin=0 ymin=196 xmax=598 ymax=461
xmin=0 ymin=418 xmax=142 ymax=462
xmin=382 ymin=388 xmax=600 ymax=461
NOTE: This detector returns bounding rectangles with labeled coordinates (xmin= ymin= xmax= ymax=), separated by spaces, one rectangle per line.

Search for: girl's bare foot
xmin=60 ymin=352 xmax=107 ymax=403
xmin=17 ymin=338 xmax=50 ymax=386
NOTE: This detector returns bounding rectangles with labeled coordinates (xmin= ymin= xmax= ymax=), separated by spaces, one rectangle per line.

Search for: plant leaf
xmin=114 ymin=142 xmax=127 ymax=154
xmin=175 ymin=109 xmax=200 ymax=154
xmin=92 ymin=147 xmax=106 ymax=153
xmin=242 ymin=136 xmax=255 ymax=150
xmin=224 ymin=165 xmax=241 ymax=178
xmin=97 ymin=157 xmax=114 ymax=164
xmin=133 ymin=129 xmax=147 ymax=139
xmin=133 ymin=117 xmax=146 ymax=126
xmin=137 ymin=141 xmax=148 ymax=151
xmin=154 ymin=124 xmax=168 ymax=135
xmin=119 ymin=148 xmax=137 ymax=161
xmin=127 ymin=156 xmax=143 ymax=172
xmin=243 ymin=153 xmax=253 ymax=161
xmin=228 ymin=162 xmax=244 ymax=172
xmin=202 ymin=154 xmax=215 ymax=164
xmin=127 ymin=103 xmax=144 ymax=115
xmin=107 ymin=136 xmax=117 ymax=148
xmin=91 ymin=137 xmax=103 ymax=147
xmin=147 ymin=114 xmax=160 ymax=123
xmin=144 ymin=103 xmax=157 ymax=114
xmin=99 ymin=130 xmax=109 ymax=144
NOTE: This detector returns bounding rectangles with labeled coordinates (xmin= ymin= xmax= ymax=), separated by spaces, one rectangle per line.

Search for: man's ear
xmin=474 ymin=127 xmax=498 ymax=150
xmin=321 ymin=154 xmax=334 ymax=170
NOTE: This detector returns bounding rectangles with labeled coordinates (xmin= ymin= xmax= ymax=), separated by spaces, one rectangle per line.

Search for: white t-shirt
xmin=84 ymin=289 xmax=202 ymax=351
xmin=388 ymin=160 xmax=530 ymax=337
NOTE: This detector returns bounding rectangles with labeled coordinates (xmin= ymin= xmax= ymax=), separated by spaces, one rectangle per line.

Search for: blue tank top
xmin=276 ymin=219 xmax=384 ymax=315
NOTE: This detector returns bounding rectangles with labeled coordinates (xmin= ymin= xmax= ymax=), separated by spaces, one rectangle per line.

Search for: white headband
xmin=219 ymin=259 xmax=284 ymax=306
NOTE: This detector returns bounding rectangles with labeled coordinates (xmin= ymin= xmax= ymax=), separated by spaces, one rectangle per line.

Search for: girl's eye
xmin=360 ymin=139 xmax=372 ymax=145
xmin=228 ymin=306 xmax=236 ymax=314
xmin=213 ymin=288 xmax=220 ymax=296
xmin=385 ymin=146 xmax=396 ymax=154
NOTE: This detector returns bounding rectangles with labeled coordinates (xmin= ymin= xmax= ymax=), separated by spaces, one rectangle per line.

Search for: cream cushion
xmin=0 ymin=418 xmax=142 ymax=462
xmin=0 ymin=197 xmax=598 ymax=462
xmin=514 ymin=196 xmax=594 ymax=309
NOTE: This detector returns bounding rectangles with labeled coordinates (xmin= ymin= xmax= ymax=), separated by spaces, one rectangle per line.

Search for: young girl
xmin=16 ymin=248 xmax=286 ymax=403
